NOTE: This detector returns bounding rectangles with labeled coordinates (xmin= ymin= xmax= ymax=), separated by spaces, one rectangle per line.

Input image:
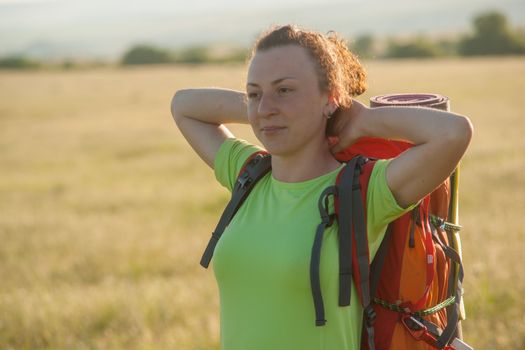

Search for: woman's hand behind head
xmin=327 ymin=98 xmax=369 ymax=154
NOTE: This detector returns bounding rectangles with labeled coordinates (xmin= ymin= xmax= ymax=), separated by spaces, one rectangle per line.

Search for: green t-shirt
xmin=213 ymin=138 xmax=415 ymax=350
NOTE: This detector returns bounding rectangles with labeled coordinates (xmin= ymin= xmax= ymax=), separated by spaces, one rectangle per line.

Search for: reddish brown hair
xmin=250 ymin=24 xmax=367 ymax=108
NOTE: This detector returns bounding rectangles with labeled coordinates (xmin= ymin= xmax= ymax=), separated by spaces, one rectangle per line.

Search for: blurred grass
xmin=0 ymin=58 xmax=524 ymax=349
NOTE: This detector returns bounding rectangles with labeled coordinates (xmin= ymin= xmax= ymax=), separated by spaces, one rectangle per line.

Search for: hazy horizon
xmin=1 ymin=0 xmax=524 ymax=61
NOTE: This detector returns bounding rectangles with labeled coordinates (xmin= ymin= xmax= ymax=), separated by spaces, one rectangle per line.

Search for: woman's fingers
xmin=327 ymin=99 xmax=367 ymax=154
xmin=327 ymin=136 xmax=339 ymax=147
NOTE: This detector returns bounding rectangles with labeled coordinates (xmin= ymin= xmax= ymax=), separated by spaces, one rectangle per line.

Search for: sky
xmin=0 ymin=0 xmax=523 ymax=60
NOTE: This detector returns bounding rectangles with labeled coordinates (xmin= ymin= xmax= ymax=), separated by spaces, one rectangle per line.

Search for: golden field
xmin=0 ymin=57 xmax=524 ymax=349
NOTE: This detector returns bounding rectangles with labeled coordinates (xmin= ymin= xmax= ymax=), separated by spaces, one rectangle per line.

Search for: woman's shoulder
xmin=214 ymin=138 xmax=265 ymax=191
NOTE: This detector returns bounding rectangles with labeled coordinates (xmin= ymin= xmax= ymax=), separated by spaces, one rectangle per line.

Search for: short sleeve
xmin=366 ymin=159 xmax=418 ymax=257
xmin=214 ymin=138 xmax=263 ymax=192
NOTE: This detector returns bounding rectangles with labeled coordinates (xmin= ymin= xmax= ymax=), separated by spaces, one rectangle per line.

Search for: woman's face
xmin=246 ymin=45 xmax=332 ymax=157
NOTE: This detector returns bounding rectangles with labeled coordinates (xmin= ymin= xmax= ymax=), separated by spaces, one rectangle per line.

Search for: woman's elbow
xmin=171 ymin=89 xmax=194 ymax=121
xmin=457 ymin=115 xmax=474 ymax=147
xmin=445 ymin=115 xmax=474 ymax=159
xmin=171 ymin=89 xmax=187 ymax=122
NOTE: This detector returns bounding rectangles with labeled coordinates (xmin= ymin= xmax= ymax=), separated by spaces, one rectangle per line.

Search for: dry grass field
xmin=0 ymin=57 xmax=524 ymax=349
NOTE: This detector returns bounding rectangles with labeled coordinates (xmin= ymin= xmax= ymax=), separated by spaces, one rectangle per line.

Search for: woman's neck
xmin=270 ymin=142 xmax=341 ymax=183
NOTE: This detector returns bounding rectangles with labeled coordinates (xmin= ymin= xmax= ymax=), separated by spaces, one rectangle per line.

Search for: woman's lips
xmin=261 ymin=126 xmax=286 ymax=135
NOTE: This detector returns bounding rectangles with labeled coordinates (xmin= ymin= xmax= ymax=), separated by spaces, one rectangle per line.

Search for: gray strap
xmin=337 ymin=157 xmax=359 ymax=306
xmin=350 ymin=157 xmax=376 ymax=350
xmin=310 ymin=186 xmax=337 ymax=326
xmin=200 ymin=154 xmax=271 ymax=268
xmin=370 ymin=225 xmax=392 ymax=298
xmin=352 ymin=157 xmax=371 ymax=307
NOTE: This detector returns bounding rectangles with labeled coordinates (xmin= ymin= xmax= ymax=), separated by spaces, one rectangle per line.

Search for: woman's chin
xmin=259 ymin=142 xmax=288 ymax=156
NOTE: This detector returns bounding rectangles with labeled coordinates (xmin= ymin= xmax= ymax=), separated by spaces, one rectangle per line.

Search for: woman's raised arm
xmin=170 ymin=88 xmax=249 ymax=168
xmin=329 ymin=99 xmax=474 ymax=208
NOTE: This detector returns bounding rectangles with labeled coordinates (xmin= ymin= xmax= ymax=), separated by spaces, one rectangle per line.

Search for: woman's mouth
xmin=261 ymin=126 xmax=286 ymax=135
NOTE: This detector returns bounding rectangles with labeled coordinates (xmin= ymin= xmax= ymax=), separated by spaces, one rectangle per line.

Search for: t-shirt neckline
xmin=270 ymin=163 xmax=345 ymax=190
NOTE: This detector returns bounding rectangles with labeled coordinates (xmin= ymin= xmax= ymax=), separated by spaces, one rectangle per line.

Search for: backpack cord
xmin=430 ymin=224 xmax=465 ymax=348
xmin=368 ymin=222 xmax=465 ymax=349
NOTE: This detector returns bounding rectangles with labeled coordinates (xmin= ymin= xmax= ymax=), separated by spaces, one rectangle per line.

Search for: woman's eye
xmin=247 ymin=92 xmax=260 ymax=100
xmin=278 ymin=87 xmax=292 ymax=95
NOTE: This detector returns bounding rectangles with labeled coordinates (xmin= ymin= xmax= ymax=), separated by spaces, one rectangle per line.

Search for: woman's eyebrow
xmin=246 ymin=77 xmax=297 ymax=87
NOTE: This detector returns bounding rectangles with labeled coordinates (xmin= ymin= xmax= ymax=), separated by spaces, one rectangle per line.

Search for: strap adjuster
xmin=364 ymin=305 xmax=377 ymax=327
xmin=237 ymin=172 xmax=251 ymax=188
xmin=316 ymin=318 xmax=327 ymax=326
xmin=210 ymin=232 xmax=220 ymax=242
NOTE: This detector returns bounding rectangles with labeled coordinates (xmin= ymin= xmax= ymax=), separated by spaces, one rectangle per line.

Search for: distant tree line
xmin=119 ymin=11 xmax=525 ymax=65
xmin=2 ymin=10 xmax=524 ymax=69
xmin=351 ymin=10 xmax=525 ymax=59
xmin=0 ymin=56 xmax=41 ymax=69
xmin=120 ymin=44 xmax=248 ymax=65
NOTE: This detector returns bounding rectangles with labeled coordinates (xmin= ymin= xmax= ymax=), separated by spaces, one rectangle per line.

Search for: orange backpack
xmin=334 ymin=137 xmax=469 ymax=350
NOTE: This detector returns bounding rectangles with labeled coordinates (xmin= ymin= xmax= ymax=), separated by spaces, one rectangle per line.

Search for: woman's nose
xmin=257 ymin=94 xmax=278 ymax=118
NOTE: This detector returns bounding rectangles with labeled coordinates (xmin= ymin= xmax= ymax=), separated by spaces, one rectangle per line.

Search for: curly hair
xmin=249 ymin=24 xmax=367 ymax=109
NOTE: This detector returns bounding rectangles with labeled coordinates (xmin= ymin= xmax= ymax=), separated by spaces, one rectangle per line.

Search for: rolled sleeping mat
xmin=334 ymin=93 xmax=449 ymax=160
xmin=369 ymin=93 xmax=466 ymax=335
xmin=370 ymin=93 xmax=449 ymax=111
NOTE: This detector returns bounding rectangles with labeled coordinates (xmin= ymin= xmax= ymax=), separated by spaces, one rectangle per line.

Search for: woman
xmin=171 ymin=25 xmax=473 ymax=350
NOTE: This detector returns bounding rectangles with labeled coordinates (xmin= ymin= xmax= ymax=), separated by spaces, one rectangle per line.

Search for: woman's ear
xmin=324 ymin=95 xmax=339 ymax=117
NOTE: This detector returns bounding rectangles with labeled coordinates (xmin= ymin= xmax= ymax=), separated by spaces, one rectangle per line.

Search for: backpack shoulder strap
xmin=200 ymin=151 xmax=271 ymax=268
xmin=335 ymin=155 xmax=376 ymax=307
xmin=307 ymin=155 xmax=375 ymax=328
xmin=370 ymin=224 xmax=392 ymax=298
xmin=336 ymin=155 xmax=378 ymax=349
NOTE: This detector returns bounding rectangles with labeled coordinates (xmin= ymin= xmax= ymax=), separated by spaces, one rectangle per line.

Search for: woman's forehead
xmin=247 ymin=45 xmax=318 ymax=85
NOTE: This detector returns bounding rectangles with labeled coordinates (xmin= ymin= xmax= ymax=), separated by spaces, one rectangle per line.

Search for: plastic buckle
xmin=364 ymin=305 xmax=377 ymax=326
xmin=353 ymin=156 xmax=368 ymax=174
xmin=436 ymin=217 xmax=446 ymax=230
xmin=401 ymin=315 xmax=426 ymax=340
xmin=357 ymin=156 xmax=368 ymax=166
xmin=319 ymin=193 xmax=335 ymax=225
xmin=250 ymin=153 xmax=264 ymax=164
xmin=320 ymin=214 xmax=330 ymax=226
xmin=317 ymin=186 xmax=337 ymax=226
xmin=316 ymin=318 xmax=327 ymax=326
xmin=320 ymin=213 xmax=336 ymax=227
xmin=402 ymin=315 xmax=438 ymax=346
xmin=450 ymin=337 xmax=474 ymax=350
xmin=210 ymin=232 xmax=220 ymax=242
xmin=237 ymin=172 xmax=251 ymax=189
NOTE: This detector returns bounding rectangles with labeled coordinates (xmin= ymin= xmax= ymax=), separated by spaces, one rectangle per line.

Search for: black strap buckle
xmin=318 ymin=186 xmax=337 ymax=225
xmin=210 ymin=231 xmax=220 ymax=242
xmin=237 ymin=171 xmax=251 ymax=189
xmin=403 ymin=315 xmax=425 ymax=331
xmin=364 ymin=305 xmax=377 ymax=327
